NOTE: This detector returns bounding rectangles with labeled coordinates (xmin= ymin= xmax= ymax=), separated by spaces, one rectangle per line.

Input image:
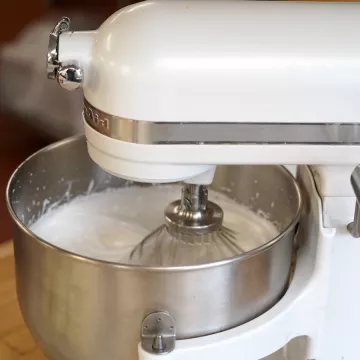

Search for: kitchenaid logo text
xmin=83 ymin=103 xmax=110 ymax=132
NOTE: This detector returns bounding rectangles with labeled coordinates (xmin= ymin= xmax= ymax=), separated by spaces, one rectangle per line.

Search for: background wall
xmin=0 ymin=0 xmax=138 ymax=244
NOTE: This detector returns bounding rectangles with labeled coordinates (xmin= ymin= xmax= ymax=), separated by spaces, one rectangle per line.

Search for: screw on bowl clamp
xmin=141 ymin=312 xmax=176 ymax=355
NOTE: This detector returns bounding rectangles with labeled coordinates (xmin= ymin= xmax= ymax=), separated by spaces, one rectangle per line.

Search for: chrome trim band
xmin=83 ymin=99 xmax=360 ymax=145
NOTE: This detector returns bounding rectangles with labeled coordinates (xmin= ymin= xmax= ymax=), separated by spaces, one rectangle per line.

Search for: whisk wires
xmin=129 ymin=184 xmax=244 ymax=266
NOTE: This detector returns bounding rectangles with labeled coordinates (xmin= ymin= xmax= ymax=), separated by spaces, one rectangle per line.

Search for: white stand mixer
xmin=46 ymin=1 xmax=360 ymax=358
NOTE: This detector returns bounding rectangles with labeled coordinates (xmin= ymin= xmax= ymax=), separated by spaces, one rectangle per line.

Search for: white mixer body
xmin=44 ymin=2 xmax=360 ymax=358
xmin=56 ymin=0 xmax=360 ymax=182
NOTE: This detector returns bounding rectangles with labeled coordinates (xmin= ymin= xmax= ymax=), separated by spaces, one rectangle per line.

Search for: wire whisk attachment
xmin=129 ymin=184 xmax=245 ymax=266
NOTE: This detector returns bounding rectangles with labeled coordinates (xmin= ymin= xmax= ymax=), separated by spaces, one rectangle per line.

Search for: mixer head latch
xmin=47 ymin=17 xmax=83 ymax=90
xmin=141 ymin=312 xmax=176 ymax=355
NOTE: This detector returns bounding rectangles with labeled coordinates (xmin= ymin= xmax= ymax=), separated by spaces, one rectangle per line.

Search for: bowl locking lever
xmin=348 ymin=166 xmax=360 ymax=238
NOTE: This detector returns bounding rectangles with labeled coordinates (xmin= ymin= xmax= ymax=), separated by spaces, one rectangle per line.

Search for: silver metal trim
xmin=83 ymin=99 xmax=360 ymax=145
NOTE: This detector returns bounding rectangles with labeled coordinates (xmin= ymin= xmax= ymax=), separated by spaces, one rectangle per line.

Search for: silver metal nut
xmin=57 ymin=64 xmax=83 ymax=91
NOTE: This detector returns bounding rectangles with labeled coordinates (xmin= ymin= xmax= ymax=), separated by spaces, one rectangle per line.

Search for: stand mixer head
xmin=47 ymin=0 xmax=360 ymax=184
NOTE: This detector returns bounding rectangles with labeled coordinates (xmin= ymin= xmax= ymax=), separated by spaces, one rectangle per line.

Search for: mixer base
xmin=138 ymin=165 xmax=360 ymax=360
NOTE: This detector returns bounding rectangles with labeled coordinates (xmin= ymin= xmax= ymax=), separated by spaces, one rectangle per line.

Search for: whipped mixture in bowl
xmin=30 ymin=184 xmax=279 ymax=265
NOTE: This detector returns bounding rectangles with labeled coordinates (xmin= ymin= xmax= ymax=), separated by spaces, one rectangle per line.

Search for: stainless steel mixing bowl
xmin=6 ymin=135 xmax=301 ymax=360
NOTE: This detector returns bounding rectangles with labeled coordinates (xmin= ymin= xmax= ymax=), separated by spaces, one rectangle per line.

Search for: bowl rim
xmin=5 ymin=135 xmax=302 ymax=272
